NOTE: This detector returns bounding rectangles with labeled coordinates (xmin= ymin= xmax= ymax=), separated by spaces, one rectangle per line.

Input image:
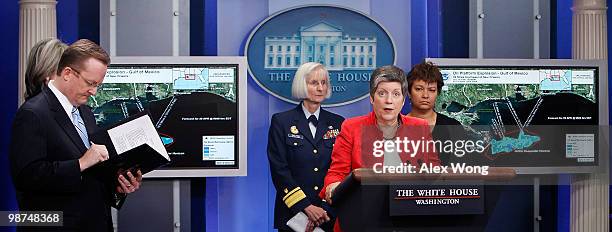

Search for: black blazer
xmin=433 ymin=112 xmax=463 ymax=165
xmin=9 ymin=86 xmax=116 ymax=232
xmin=267 ymin=104 xmax=344 ymax=230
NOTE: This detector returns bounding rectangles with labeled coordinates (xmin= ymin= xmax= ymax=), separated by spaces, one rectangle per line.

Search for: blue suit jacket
xmin=267 ymin=104 xmax=344 ymax=229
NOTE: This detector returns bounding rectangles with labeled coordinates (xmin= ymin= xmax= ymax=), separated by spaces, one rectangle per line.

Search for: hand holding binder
xmin=86 ymin=112 xmax=171 ymax=184
xmin=117 ymin=169 xmax=142 ymax=194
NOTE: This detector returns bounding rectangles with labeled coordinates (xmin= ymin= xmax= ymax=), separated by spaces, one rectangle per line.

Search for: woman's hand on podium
xmin=304 ymin=205 xmax=330 ymax=227
xmin=325 ymin=182 xmax=340 ymax=204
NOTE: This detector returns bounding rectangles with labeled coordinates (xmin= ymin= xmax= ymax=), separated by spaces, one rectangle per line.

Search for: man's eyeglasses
xmin=68 ymin=67 xmax=103 ymax=88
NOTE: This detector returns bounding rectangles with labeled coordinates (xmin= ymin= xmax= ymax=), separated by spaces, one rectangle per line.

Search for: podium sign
xmin=389 ymin=182 xmax=484 ymax=215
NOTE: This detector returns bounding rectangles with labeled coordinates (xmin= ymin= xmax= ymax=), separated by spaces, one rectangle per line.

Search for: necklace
xmin=376 ymin=120 xmax=401 ymax=140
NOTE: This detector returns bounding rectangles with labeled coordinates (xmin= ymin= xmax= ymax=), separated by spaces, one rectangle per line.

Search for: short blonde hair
xmin=25 ymin=38 xmax=67 ymax=100
xmin=291 ymin=62 xmax=332 ymax=100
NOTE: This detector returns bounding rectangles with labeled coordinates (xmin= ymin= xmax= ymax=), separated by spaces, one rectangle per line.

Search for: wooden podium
xmin=331 ymin=168 xmax=517 ymax=232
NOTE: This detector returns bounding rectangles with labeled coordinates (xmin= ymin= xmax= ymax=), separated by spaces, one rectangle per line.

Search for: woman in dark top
xmin=406 ymin=61 xmax=462 ymax=165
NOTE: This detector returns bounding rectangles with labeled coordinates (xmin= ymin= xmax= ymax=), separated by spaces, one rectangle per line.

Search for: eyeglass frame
xmin=67 ymin=66 xmax=103 ymax=88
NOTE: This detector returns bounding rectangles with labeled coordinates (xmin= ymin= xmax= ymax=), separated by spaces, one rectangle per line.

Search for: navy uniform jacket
xmin=267 ymin=104 xmax=344 ymax=230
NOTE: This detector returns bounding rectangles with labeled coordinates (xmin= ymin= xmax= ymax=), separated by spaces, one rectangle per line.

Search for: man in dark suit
xmin=9 ymin=39 xmax=142 ymax=232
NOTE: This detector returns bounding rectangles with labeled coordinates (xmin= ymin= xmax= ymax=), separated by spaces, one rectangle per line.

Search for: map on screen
xmin=434 ymin=66 xmax=599 ymax=167
xmin=88 ymin=64 xmax=239 ymax=170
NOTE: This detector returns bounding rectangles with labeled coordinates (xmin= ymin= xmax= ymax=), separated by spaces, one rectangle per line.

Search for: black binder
xmin=86 ymin=111 xmax=171 ymax=184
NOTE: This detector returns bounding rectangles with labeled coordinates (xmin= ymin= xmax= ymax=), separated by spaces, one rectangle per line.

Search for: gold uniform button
xmin=293 ymin=142 xmax=298 ymax=146
xmin=313 ymin=149 xmax=318 ymax=154
xmin=314 ymin=168 xmax=319 ymax=172
xmin=314 ymin=186 xmax=319 ymax=190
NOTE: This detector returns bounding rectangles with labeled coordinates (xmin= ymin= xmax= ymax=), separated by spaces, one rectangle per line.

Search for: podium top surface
xmin=353 ymin=167 xmax=517 ymax=182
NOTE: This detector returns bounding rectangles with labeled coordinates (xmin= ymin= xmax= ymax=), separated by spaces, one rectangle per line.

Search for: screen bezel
xmin=102 ymin=56 xmax=248 ymax=178
xmin=426 ymin=58 xmax=608 ymax=174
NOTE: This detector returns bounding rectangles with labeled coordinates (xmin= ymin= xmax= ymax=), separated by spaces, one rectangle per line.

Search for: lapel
xmin=43 ymin=87 xmax=88 ymax=154
xmin=292 ymin=105 xmax=316 ymax=146
xmin=80 ymin=106 xmax=97 ymax=137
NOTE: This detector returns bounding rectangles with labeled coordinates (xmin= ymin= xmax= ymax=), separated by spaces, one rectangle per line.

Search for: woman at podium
xmin=267 ymin=62 xmax=345 ymax=231
xmin=406 ymin=61 xmax=462 ymax=165
xmin=319 ymin=65 xmax=440 ymax=231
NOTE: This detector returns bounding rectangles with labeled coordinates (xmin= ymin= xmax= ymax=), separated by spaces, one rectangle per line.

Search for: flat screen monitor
xmin=89 ymin=56 xmax=247 ymax=177
xmin=426 ymin=58 xmax=608 ymax=174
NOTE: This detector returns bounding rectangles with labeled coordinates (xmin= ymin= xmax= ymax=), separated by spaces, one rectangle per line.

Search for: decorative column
xmin=18 ymin=0 xmax=57 ymax=105
xmin=571 ymin=0 xmax=608 ymax=231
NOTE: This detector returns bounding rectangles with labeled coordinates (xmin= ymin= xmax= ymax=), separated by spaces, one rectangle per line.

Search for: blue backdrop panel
xmin=212 ymin=1 xmax=272 ymax=231
xmin=57 ymin=0 xmax=78 ymax=43
xmin=212 ymin=1 xmax=408 ymax=231
xmin=0 ymin=1 xmax=19 ymax=232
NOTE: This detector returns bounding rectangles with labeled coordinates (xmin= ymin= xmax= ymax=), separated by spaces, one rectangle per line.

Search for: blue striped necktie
xmin=71 ymin=107 xmax=90 ymax=149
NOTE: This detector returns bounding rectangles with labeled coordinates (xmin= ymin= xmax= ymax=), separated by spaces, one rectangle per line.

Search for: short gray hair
xmin=25 ymin=38 xmax=67 ymax=100
xmin=369 ymin=65 xmax=408 ymax=97
xmin=291 ymin=62 xmax=332 ymax=100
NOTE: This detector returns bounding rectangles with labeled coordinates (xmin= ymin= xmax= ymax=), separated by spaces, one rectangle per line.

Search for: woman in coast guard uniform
xmin=268 ymin=62 xmax=344 ymax=232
